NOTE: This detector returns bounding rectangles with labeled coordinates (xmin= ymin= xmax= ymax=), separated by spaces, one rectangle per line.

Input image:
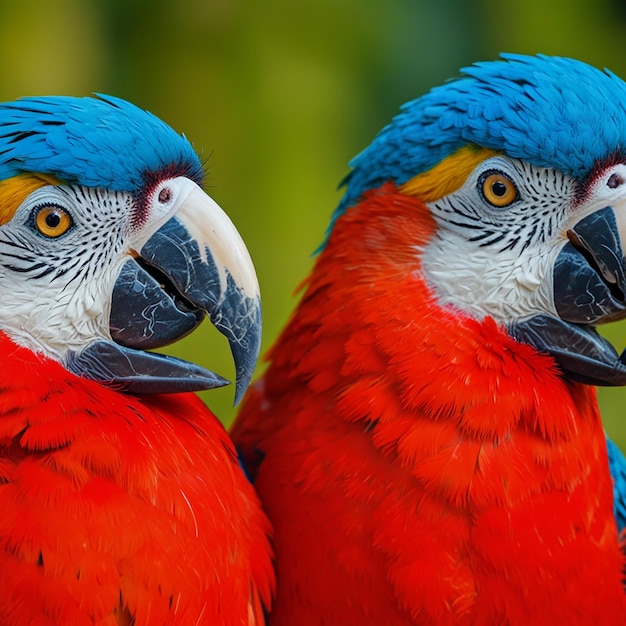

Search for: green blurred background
xmin=3 ymin=0 xmax=626 ymax=445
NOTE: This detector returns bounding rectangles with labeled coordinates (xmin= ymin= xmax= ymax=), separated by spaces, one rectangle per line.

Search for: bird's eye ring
xmin=479 ymin=171 xmax=519 ymax=207
xmin=34 ymin=205 xmax=72 ymax=238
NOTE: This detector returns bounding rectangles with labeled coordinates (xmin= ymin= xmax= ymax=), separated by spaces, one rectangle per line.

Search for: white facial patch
xmin=0 ymin=185 xmax=134 ymax=359
xmin=420 ymin=156 xmax=578 ymax=324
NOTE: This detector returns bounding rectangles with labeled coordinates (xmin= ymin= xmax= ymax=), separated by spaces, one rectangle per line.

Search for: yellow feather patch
xmin=399 ymin=146 xmax=500 ymax=202
xmin=0 ymin=173 xmax=61 ymax=226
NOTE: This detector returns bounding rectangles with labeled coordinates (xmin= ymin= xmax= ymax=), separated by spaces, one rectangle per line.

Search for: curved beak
xmin=510 ymin=206 xmax=626 ymax=385
xmin=68 ymin=179 xmax=261 ymax=404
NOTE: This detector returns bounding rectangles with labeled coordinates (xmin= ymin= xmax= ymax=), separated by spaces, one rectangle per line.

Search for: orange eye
xmin=35 ymin=205 xmax=72 ymax=238
xmin=480 ymin=172 xmax=518 ymax=207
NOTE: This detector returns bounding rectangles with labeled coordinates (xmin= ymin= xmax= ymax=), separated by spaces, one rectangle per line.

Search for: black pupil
xmin=45 ymin=210 xmax=62 ymax=228
xmin=492 ymin=180 xmax=508 ymax=197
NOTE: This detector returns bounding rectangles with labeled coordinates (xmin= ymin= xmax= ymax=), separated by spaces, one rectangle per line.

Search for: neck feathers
xmin=241 ymin=184 xmax=625 ymax=623
xmin=268 ymin=184 xmax=611 ymax=509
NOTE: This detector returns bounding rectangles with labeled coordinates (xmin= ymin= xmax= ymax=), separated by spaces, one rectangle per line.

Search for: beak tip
xmin=232 ymin=342 xmax=262 ymax=407
xmin=233 ymin=368 xmax=255 ymax=406
xmin=232 ymin=366 xmax=255 ymax=406
xmin=227 ymin=297 xmax=262 ymax=406
xmin=233 ymin=385 xmax=247 ymax=407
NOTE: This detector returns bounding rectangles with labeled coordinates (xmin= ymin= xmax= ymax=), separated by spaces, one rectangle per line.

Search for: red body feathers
xmin=233 ymin=186 xmax=626 ymax=625
xmin=0 ymin=332 xmax=273 ymax=626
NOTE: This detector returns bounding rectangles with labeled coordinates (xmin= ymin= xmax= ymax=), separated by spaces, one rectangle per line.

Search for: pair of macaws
xmin=0 ymin=54 xmax=626 ymax=625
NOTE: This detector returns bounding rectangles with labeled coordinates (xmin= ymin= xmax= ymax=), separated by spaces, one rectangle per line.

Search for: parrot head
xmin=0 ymin=94 xmax=260 ymax=403
xmin=332 ymin=53 xmax=626 ymax=386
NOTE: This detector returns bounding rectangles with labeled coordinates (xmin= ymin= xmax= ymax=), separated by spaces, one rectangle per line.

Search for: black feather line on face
xmin=429 ymin=159 xmax=575 ymax=254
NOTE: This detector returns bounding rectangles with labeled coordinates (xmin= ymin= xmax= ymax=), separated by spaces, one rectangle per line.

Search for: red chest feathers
xmin=234 ymin=188 xmax=626 ymax=625
xmin=0 ymin=335 xmax=272 ymax=626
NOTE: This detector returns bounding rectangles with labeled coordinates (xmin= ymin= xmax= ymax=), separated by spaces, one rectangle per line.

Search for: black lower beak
xmin=510 ymin=206 xmax=626 ymax=385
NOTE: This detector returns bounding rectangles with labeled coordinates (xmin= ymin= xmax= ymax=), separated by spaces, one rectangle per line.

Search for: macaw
xmin=232 ymin=54 xmax=626 ymax=625
xmin=0 ymin=95 xmax=273 ymax=625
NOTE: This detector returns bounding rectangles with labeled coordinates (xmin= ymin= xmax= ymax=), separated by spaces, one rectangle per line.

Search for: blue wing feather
xmin=607 ymin=437 xmax=626 ymax=535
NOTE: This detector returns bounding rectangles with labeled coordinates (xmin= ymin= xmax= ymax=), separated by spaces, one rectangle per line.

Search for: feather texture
xmin=0 ymin=332 xmax=273 ymax=625
xmin=336 ymin=55 xmax=626 ymax=222
xmin=0 ymin=95 xmax=203 ymax=190
xmin=233 ymin=185 xmax=626 ymax=625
